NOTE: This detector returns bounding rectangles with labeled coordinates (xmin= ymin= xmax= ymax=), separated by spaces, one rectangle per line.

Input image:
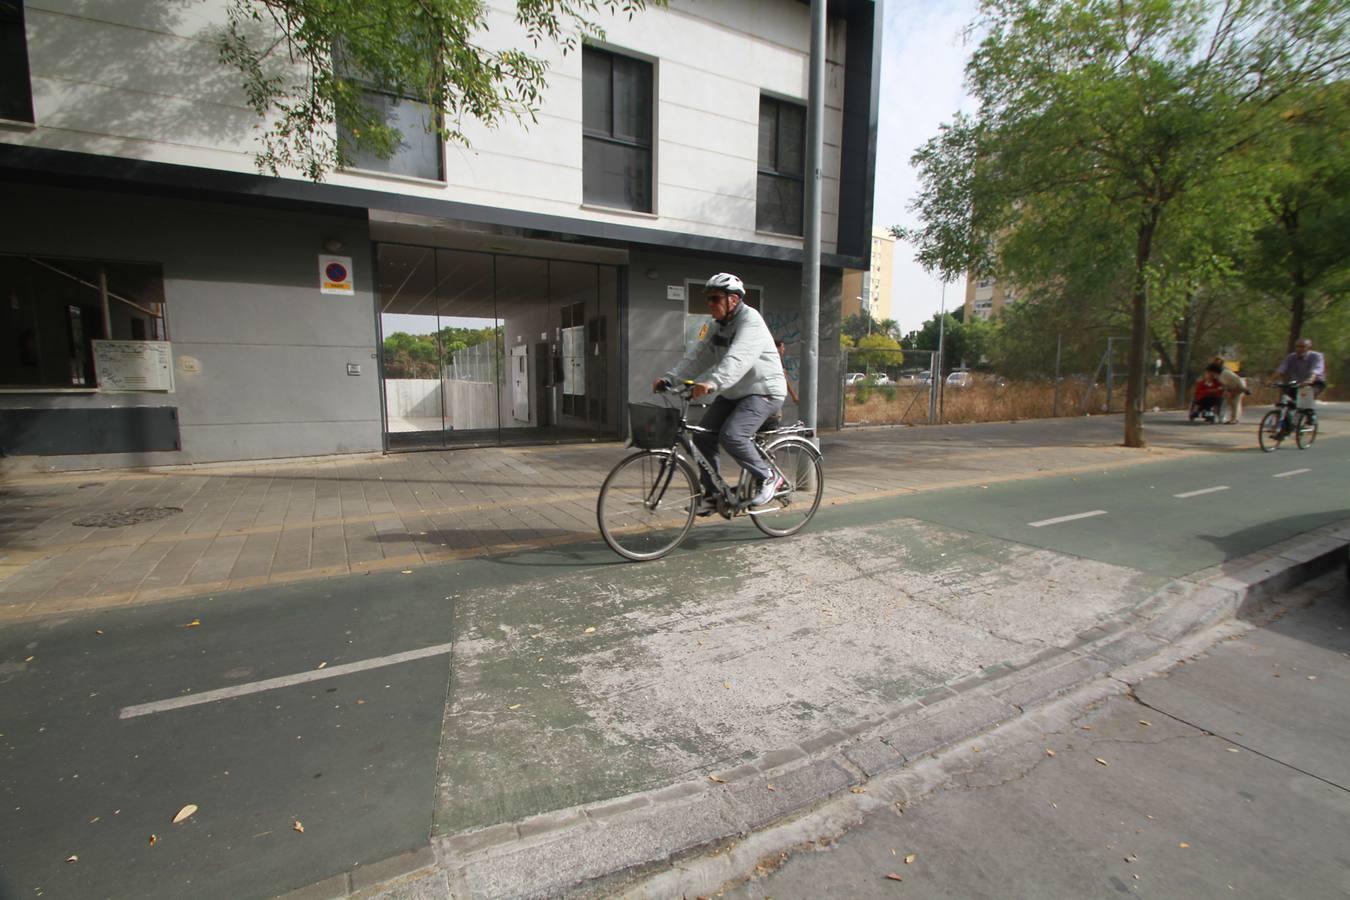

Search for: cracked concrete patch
xmin=434 ymin=517 xmax=1170 ymax=835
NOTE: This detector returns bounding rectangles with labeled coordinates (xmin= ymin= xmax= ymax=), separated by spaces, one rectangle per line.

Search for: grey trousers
xmin=693 ymin=394 xmax=784 ymax=490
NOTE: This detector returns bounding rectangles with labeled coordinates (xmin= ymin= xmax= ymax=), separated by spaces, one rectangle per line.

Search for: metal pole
xmin=936 ymin=282 xmax=947 ymax=421
xmin=98 ymin=267 xmax=111 ymax=339
xmin=1053 ymin=333 xmax=1062 ymax=417
xmin=800 ymin=0 xmax=825 ymax=437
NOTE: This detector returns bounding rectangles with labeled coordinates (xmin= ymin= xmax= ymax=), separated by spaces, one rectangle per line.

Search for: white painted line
xmin=119 ymin=642 xmax=453 ymax=719
xmin=1028 ymin=510 xmax=1108 ymax=528
xmin=1272 ymin=468 xmax=1311 ymax=479
xmin=1174 ymin=485 xmax=1230 ymax=498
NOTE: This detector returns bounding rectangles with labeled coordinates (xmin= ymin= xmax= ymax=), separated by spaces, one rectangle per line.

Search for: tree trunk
xmin=1287 ymin=282 xmax=1306 ymax=353
xmin=1124 ymin=209 xmax=1160 ymax=448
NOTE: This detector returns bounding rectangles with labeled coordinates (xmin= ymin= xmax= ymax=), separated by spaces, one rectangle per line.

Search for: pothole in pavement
xmin=73 ymin=507 xmax=183 ymax=527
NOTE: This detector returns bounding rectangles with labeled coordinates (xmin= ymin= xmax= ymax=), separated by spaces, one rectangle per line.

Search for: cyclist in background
xmin=1273 ymin=338 xmax=1327 ymax=417
xmin=653 ymin=273 xmax=787 ymax=511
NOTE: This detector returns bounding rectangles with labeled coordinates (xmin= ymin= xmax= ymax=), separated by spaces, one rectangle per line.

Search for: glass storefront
xmin=376 ymin=243 xmax=620 ymax=449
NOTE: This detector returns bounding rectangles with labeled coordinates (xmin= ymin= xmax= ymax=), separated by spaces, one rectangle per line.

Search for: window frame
xmin=0 ymin=0 xmax=35 ymax=125
xmin=756 ymin=94 xmax=806 ymax=236
xmin=581 ymin=44 xmax=655 ymax=213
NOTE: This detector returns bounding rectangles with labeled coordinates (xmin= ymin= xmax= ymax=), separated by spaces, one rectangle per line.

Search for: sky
xmin=874 ymin=0 xmax=980 ymax=333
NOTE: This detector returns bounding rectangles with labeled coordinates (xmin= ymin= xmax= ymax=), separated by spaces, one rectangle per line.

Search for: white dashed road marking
xmin=1028 ymin=510 xmax=1108 ymax=528
xmin=1174 ymin=486 xmax=1231 ymax=498
xmin=119 ymin=642 xmax=454 ymax=719
xmin=1272 ymin=468 xmax=1311 ymax=479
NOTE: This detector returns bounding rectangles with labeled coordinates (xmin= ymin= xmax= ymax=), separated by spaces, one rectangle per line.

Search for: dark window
xmin=1 ymin=0 xmax=34 ymax=123
xmin=337 ymin=89 xmax=444 ymax=181
xmin=757 ymin=96 xmax=805 ymax=235
xmin=0 ymin=255 xmax=167 ymax=388
xmin=582 ymin=46 xmax=653 ymax=212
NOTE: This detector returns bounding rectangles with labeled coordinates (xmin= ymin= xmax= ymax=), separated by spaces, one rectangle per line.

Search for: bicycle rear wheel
xmin=1257 ymin=410 xmax=1284 ymax=452
xmin=752 ymin=436 xmax=824 ymax=538
xmin=597 ymin=450 xmax=698 ymax=561
xmin=1295 ymin=411 xmax=1317 ymax=449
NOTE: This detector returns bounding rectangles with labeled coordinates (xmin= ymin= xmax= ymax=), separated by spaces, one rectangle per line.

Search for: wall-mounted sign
xmin=667 ymin=284 xmax=686 ymax=301
xmin=319 ymin=254 xmax=354 ymax=296
xmin=92 ymin=340 xmax=174 ymax=392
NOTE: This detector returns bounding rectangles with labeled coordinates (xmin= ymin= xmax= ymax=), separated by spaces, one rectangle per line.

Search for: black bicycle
xmin=1258 ymin=380 xmax=1318 ymax=452
xmin=597 ymin=382 xmax=825 ymax=561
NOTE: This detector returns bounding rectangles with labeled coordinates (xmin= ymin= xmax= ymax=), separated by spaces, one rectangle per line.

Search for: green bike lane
xmin=2 ymin=433 xmax=1346 ymax=899
xmin=835 ymin=432 xmax=1350 ymax=578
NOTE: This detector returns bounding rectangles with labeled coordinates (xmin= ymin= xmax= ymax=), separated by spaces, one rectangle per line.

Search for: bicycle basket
xmin=628 ymin=403 xmax=680 ymax=449
xmin=1296 ymin=385 xmax=1315 ymax=409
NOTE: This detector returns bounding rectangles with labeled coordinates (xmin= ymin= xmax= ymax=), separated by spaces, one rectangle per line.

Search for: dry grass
xmin=843 ymin=380 xmax=1186 ymax=426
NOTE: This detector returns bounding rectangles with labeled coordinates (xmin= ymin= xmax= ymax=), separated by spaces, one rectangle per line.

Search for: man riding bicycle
xmin=653 ymin=273 xmax=787 ymax=513
xmin=1272 ymin=338 xmax=1327 ymax=416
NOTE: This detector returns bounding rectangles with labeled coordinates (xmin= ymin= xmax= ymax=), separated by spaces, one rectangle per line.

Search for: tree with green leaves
xmin=899 ymin=0 xmax=1350 ymax=447
xmin=1240 ymin=83 xmax=1350 ymax=352
xmin=850 ymin=333 xmax=905 ymax=370
xmin=217 ymin=0 xmax=661 ymax=180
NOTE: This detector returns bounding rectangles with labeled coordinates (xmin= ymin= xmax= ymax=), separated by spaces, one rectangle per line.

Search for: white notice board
xmin=92 ymin=340 xmax=175 ymax=392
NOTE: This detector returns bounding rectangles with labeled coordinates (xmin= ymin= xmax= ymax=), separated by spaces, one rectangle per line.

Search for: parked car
xmin=844 ymin=372 xmax=867 ymax=386
xmin=946 ymin=370 xmax=974 ymax=388
xmin=868 ymin=373 xmax=893 ymax=386
xmin=916 ymin=371 xmax=934 ymax=385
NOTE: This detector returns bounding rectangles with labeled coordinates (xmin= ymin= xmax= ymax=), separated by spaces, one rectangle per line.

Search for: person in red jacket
xmin=1190 ymin=368 xmax=1224 ymax=422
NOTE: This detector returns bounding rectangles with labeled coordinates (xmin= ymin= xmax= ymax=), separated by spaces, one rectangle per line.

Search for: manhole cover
xmin=73 ymin=507 xmax=183 ymax=528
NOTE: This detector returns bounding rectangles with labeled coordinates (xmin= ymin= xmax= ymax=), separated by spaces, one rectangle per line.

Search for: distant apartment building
xmin=0 ymin=0 xmax=881 ymax=470
xmin=842 ymin=227 xmax=895 ymax=322
xmin=963 ymin=274 xmax=1017 ymax=321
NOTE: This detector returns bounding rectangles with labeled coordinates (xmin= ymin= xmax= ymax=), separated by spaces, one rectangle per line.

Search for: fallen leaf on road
xmin=1179 ymin=843 xmax=1190 ymax=849
xmin=1095 ymin=758 xmax=1109 ymax=767
xmin=905 ymin=853 xmax=916 ymax=864
xmin=1226 ymin=748 xmax=1239 ymax=753
xmin=707 ymin=775 xmax=726 ymax=784
xmin=723 ymin=680 xmax=732 ymax=689
xmin=1307 ymin=675 xmax=1317 ymax=681
xmin=885 ymin=872 xmax=903 ymax=881
xmin=401 ymin=570 xmax=412 ymax=575
xmin=317 ymin=662 xmax=327 ymax=669
xmin=1045 ymin=749 xmax=1056 ymax=757
xmin=96 ymin=630 xmax=104 ymax=635
xmin=507 ymin=704 xmax=522 ymax=710
xmin=183 ymin=619 xmax=200 ymax=628
xmin=850 ymin=787 xmax=866 ymax=794
xmin=1138 ymin=720 xmax=1151 ymax=727
xmin=172 ymin=804 xmax=198 ymax=824
xmin=584 ymin=627 xmax=596 ymax=634
xmin=148 ymin=834 xmax=157 ymax=846
xmin=766 ymin=784 xmax=776 ymax=792
xmin=24 ymin=656 xmax=33 ymax=662
xmin=293 ymin=820 xmax=304 ymax=833
xmin=66 ymin=855 xmax=78 ymax=863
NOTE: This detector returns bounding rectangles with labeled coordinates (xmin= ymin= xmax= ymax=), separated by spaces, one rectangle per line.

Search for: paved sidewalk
xmin=0 ymin=409 xmax=1344 ymax=623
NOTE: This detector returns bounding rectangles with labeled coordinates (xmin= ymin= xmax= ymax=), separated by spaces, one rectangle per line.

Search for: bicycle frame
xmin=645 ymin=388 xmax=802 ymax=518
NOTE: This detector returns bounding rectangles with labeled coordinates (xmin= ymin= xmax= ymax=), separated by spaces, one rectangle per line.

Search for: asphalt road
xmin=0 ymin=428 xmax=1345 ymax=899
xmin=722 ymin=572 xmax=1350 ymax=900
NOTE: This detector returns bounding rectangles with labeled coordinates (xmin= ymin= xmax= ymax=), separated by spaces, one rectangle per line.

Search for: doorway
xmin=376 ymin=244 xmax=620 ymax=449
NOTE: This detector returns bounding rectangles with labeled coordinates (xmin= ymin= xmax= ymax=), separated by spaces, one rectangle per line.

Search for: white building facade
xmin=0 ymin=0 xmax=881 ymax=469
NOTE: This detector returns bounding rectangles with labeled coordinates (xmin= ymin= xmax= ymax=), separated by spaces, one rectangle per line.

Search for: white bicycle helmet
xmin=704 ymin=272 xmax=745 ymax=296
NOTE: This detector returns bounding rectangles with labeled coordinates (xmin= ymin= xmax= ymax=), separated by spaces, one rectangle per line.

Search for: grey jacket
xmin=665 ymin=301 xmax=787 ymax=401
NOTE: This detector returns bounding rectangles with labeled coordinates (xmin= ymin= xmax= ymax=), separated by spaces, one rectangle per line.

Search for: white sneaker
xmin=751 ymin=474 xmax=784 ymax=507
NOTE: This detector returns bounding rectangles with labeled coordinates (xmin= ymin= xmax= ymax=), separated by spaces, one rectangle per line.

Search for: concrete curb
xmin=291 ymin=521 xmax=1350 ymax=900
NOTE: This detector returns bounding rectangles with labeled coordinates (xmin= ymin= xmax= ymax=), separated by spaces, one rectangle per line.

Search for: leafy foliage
xmin=898 ymin=0 xmax=1350 ymax=445
xmin=382 ymin=327 xmax=497 ymax=378
xmin=217 ymin=0 xmax=662 ymax=180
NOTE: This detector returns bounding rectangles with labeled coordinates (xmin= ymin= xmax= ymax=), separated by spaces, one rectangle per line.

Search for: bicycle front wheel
xmin=752 ymin=436 xmax=824 ymax=538
xmin=597 ymin=450 xmax=699 ymax=561
xmin=1295 ymin=411 xmax=1318 ymax=449
xmin=1257 ymin=410 xmax=1283 ymax=452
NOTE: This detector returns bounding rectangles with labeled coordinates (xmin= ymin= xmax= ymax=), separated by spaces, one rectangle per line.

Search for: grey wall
xmin=625 ymin=250 xmax=842 ymax=431
xmin=0 ymin=184 xmax=381 ymax=469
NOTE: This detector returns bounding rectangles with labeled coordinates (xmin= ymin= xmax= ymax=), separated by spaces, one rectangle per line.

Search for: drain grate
xmin=73 ymin=507 xmax=183 ymax=528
